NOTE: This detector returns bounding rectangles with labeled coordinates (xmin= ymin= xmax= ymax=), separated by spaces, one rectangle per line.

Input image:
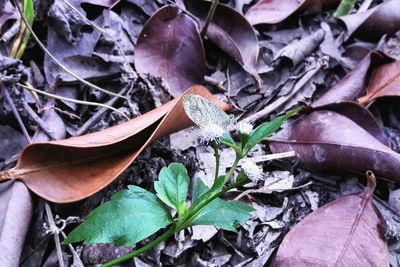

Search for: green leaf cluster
xmin=64 ymin=163 xmax=253 ymax=247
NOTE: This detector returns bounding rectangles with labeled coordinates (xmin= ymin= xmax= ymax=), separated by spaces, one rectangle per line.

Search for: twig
xmin=1 ymin=84 xmax=31 ymax=143
xmin=18 ymin=83 xmax=129 ymax=120
xmin=252 ymin=151 xmax=296 ymax=163
xmin=200 ymin=0 xmax=219 ymax=38
xmin=75 ymin=84 xmax=131 ymax=136
xmin=235 ymin=181 xmax=313 ymax=200
xmin=23 ymin=101 xmax=58 ymax=140
xmin=204 ymin=75 xmax=226 ymax=91
xmin=59 ymin=231 xmax=84 ymax=267
xmin=44 ymin=203 xmax=65 ymax=267
xmin=11 ymin=0 xmax=127 ymax=100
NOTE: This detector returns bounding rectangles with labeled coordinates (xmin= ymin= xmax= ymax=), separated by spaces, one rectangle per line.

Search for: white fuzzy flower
xmin=241 ymin=158 xmax=263 ymax=181
xmin=236 ymin=121 xmax=253 ymax=135
xmin=199 ymin=124 xmax=225 ymax=144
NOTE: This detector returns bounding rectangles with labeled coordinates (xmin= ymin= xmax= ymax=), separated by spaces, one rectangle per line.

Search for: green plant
xmin=10 ymin=0 xmax=34 ymax=59
xmin=334 ymin=0 xmax=357 ymax=16
xmin=63 ymin=94 xmax=299 ymax=266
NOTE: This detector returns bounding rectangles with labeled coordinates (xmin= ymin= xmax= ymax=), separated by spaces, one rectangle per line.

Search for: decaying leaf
xmin=135 ymin=5 xmax=205 ymax=96
xmin=339 ymin=0 xmax=400 ymax=41
xmin=185 ymin=0 xmax=261 ymax=87
xmin=245 ymin=0 xmax=339 ymax=25
xmin=274 ymin=29 xmax=325 ymax=66
xmin=0 ymin=86 xmax=231 ymax=203
xmin=312 ymin=51 xmax=393 ymax=107
xmin=274 ymin=172 xmax=389 ymax=267
xmin=268 ymin=110 xmax=400 ymax=182
xmin=358 ymin=60 xmax=400 ymax=105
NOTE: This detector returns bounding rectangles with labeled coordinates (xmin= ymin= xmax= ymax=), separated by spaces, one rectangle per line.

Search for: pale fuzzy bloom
xmin=199 ymin=124 xmax=225 ymax=144
xmin=236 ymin=121 xmax=253 ymax=135
xmin=241 ymin=158 xmax=263 ymax=181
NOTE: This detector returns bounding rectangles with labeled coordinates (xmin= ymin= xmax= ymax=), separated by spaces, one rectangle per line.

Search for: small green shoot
xmin=10 ymin=0 xmax=34 ymax=59
xmin=334 ymin=0 xmax=357 ymax=17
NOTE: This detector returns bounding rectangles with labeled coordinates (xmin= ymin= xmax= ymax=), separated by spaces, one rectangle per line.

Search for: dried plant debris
xmin=1 ymin=0 xmax=400 ymax=265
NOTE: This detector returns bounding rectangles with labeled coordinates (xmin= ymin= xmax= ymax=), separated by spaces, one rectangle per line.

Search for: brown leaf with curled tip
xmin=245 ymin=0 xmax=339 ymax=25
xmin=0 ymin=86 xmax=230 ymax=203
xmin=134 ymin=5 xmax=206 ymax=97
xmin=358 ymin=60 xmax=400 ymax=106
xmin=312 ymin=51 xmax=393 ymax=108
xmin=274 ymin=172 xmax=389 ymax=267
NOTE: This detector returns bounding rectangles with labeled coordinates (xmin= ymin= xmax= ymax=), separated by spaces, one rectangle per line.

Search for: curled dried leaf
xmin=0 ymin=86 xmax=230 ymax=203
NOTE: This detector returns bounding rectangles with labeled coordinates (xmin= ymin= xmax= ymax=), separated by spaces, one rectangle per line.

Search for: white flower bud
xmin=241 ymin=158 xmax=263 ymax=181
xmin=236 ymin=121 xmax=253 ymax=135
xmin=199 ymin=124 xmax=225 ymax=144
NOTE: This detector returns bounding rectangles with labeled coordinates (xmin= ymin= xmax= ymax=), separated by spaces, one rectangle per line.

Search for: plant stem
xmin=101 ymin=225 xmax=176 ymax=267
xmin=176 ymin=174 xmax=246 ymax=232
xmin=176 ymin=156 xmax=241 ymax=231
xmin=200 ymin=0 xmax=219 ymax=38
xmin=101 ymin=155 xmax=244 ymax=266
xmin=211 ymin=141 xmax=220 ymax=180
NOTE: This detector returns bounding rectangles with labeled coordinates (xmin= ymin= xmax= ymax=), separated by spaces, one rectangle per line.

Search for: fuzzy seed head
xmin=199 ymin=124 xmax=225 ymax=144
xmin=236 ymin=121 xmax=253 ymax=135
xmin=241 ymin=158 xmax=263 ymax=181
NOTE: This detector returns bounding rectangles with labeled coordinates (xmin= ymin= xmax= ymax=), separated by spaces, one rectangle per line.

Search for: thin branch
xmin=235 ymin=181 xmax=313 ymax=200
xmin=44 ymin=203 xmax=65 ymax=267
xmin=75 ymin=84 xmax=131 ymax=136
xmin=252 ymin=151 xmax=296 ymax=163
xmin=200 ymin=0 xmax=219 ymax=38
xmin=1 ymin=84 xmax=31 ymax=142
xmin=18 ymin=83 xmax=129 ymax=120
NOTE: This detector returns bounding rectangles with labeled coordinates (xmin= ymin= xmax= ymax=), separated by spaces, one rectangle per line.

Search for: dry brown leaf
xmin=245 ymin=0 xmax=339 ymax=25
xmin=358 ymin=60 xmax=400 ymax=105
xmin=0 ymin=86 xmax=230 ymax=203
xmin=274 ymin=172 xmax=389 ymax=267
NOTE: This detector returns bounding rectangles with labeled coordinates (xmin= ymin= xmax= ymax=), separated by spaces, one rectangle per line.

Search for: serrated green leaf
xmin=183 ymin=94 xmax=233 ymax=129
xmin=154 ymin=163 xmax=189 ymax=215
xmin=63 ymin=186 xmax=172 ymax=246
xmin=191 ymin=179 xmax=254 ymax=231
xmin=243 ymin=108 xmax=300 ymax=155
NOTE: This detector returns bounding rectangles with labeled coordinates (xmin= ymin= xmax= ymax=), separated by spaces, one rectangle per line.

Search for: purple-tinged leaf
xmin=135 ymin=5 xmax=205 ymax=96
xmin=245 ymin=0 xmax=339 ymax=25
xmin=274 ymin=172 xmax=389 ymax=267
xmin=268 ymin=110 xmax=400 ymax=182
xmin=339 ymin=0 xmax=400 ymax=42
